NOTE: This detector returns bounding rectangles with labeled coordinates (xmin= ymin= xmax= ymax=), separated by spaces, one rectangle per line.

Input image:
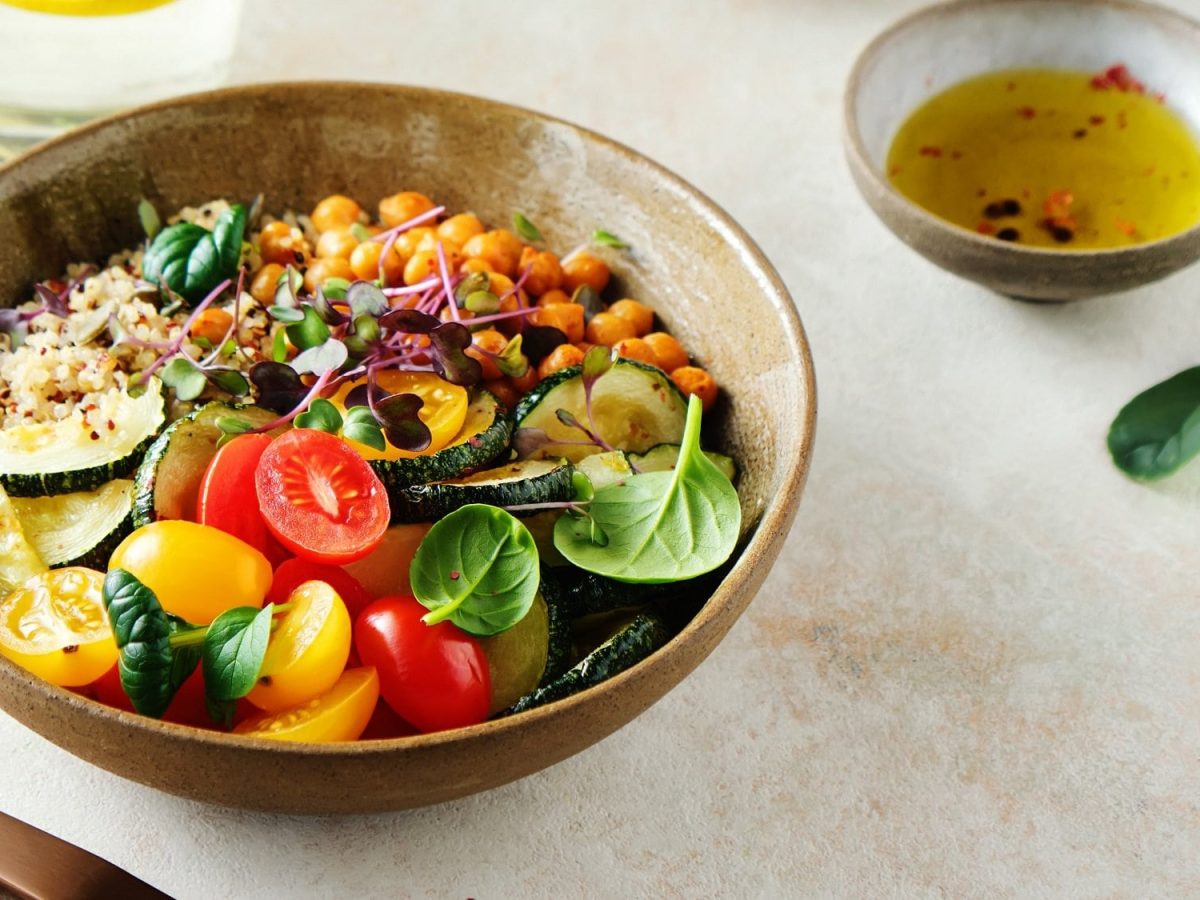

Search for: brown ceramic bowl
xmin=845 ymin=0 xmax=1200 ymax=301
xmin=0 ymin=83 xmax=815 ymax=814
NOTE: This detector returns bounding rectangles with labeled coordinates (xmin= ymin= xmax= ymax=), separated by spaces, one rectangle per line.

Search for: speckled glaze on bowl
xmin=0 ymin=83 xmax=815 ymax=814
xmin=845 ymin=0 xmax=1200 ymax=301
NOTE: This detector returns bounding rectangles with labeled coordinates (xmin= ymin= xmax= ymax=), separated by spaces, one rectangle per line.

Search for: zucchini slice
xmin=575 ymin=450 xmax=633 ymax=489
xmin=479 ymin=592 xmax=551 ymax=714
xmin=0 ymin=484 xmax=48 ymax=594
xmin=540 ymin=565 xmax=694 ymax=619
xmin=513 ymin=359 xmax=687 ymax=463
xmin=506 ymin=611 xmax=668 ymax=714
xmin=0 ymin=379 xmax=166 ymax=497
xmin=11 ymin=479 xmax=134 ymax=570
xmin=629 ymin=443 xmax=737 ymax=482
xmin=389 ymin=458 xmax=572 ymax=523
xmin=370 ymin=390 xmax=512 ymax=492
xmin=132 ymin=401 xmax=279 ymax=527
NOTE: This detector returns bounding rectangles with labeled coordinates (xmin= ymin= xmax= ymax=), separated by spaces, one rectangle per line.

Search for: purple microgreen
xmin=321 ymin=277 xmax=351 ymax=301
xmin=429 ymin=321 xmax=482 ymax=386
xmin=591 ymin=229 xmax=628 ymax=249
xmin=496 ymin=334 xmax=530 ymax=378
xmin=382 ymin=276 xmax=439 ymax=299
xmin=137 ymin=198 xmax=162 ymax=239
xmin=285 ymin=306 xmax=330 ymax=351
xmin=294 ymin=397 xmax=343 ymax=434
xmin=343 ymin=421 xmax=387 ymax=451
xmin=375 ymin=391 xmax=432 ymax=452
xmin=136 ymin=277 xmax=232 ymax=385
xmin=369 ymin=205 xmax=445 ymax=245
xmin=464 ymin=290 xmax=500 ymax=315
xmin=249 ymin=361 xmax=308 ymax=413
xmin=555 ymin=405 xmax=618 ymax=454
xmin=344 ymin=405 xmax=377 ymax=427
xmin=292 ymin=337 xmax=348 ymax=376
xmin=33 ymin=283 xmax=69 ymax=318
xmin=274 ymin=265 xmax=302 ymax=309
xmin=160 ymin=357 xmax=209 ymax=402
xmin=512 ymin=212 xmax=543 ymax=244
xmin=378 ymin=227 xmax=403 ymax=284
xmin=346 ymin=281 xmax=389 ymax=320
xmin=309 ymin=287 xmax=347 ymax=326
xmin=571 ymin=285 xmax=604 ymax=323
xmin=343 ymin=382 xmax=375 ymax=410
xmin=521 ymin=325 xmax=567 ymax=365
xmin=268 ymin=304 xmax=305 ymax=323
xmin=271 ymin=328 xmax=288 ymax=363
xmin=457 ymin=305 xmax=540 ymax=329
xmin=379 ymin=308 xmax=440 ymax=334
xmin=215 ymin=416 xmax=254 ymax=449
xmin=206 ymin=368 xmax=250 ymax=397
xmin=353 ymin=314 xmax=381 ymax=344
xmin=434 ymin=241 xmax=460 ymax=323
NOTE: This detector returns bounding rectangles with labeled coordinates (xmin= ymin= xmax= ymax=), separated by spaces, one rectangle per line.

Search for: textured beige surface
xmin=2 ymin=0 xmax=1199 ymax=895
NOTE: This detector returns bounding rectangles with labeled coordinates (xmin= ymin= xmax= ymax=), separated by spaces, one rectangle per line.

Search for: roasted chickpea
xmin=310 ymin=195 xmax=363 ymax=233
xmin=315 ymin=227 xmax=359 ymax=260
xmin=437 ymin=213 xmax=485 ymax=246
xmin=349 ymin=241 xmax=405 ymax=285
xmin=518 ymin=247 xmax=563 ymax=297
xmin=250 ymin=263 xmax=286 ymax=305
xmin=643 ymin=332 xmax=689 ymax=373
xmin=467 ymin=329 xmax=508 ymax=381
xmin=303 ymin=257 xmax=354 ymax=293
xmin=612 ymin=337 xmax=658 ymax=368
xmin=562 ymin=251 xmax=610 ymax=294
xmin=460 ymin=257 xmax=495 ymax=275
xmin=509 ymin=361 xmax=539 ymax=394
xmin=531 ymin=302 xmax=584 ymax=344
xmin=462 ymin=230 xmax=520 ymax=278
xmin=537 ymin=344 xmax=586 ymax=381
xmin=607 ymin=299 xmax=654 ymax=336
xmin=378 ymin=191 xmax=436 ymax=228
xmin=536 ymin=288 xmax=571 ymax=307
xmin=189 ymin=308 xmax=233 ymax=345
xmin=670 ymin=366 xmax=718 ymax=411
xmin=404 ymin=250 xmax=441 ymax=286
xmin=483 ymin=378 xmax=521 ymax=411
xmin=585 ymin=311 xmax=637 ymax=347
xmin=393 ymin=226 xmax=436 ymax=264
xmin=258 ymin=221 xmax=311 ymax=267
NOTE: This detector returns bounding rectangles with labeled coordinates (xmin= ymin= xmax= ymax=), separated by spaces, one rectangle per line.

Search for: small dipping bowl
xmin=844 ymin=0 xmax=1200 ymax=301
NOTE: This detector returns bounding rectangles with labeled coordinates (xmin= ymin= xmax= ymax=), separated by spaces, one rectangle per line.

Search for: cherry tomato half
xmin=268 ymin=558 xmax=374 ymax=621
xmin=354 ymin=595 xmax=491 ymax=733
xmin=234 ymin=666 xmax=379 ymax=742
xmin=255 ymin=429 xmax=390 ymax=565
xmin=198 ymin=433 xmax=289 ymax=566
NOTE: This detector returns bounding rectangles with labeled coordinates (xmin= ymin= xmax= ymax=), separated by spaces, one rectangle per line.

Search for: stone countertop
xmin=3 ymin=1 xmax=1199 ymax=896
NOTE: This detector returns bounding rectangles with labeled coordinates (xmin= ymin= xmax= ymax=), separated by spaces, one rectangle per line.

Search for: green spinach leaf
xmin=410 ymin=504 xmax=540 ymax=636
xmin=201 ymin=604 xmax=274 ymax=703
xmin=142 ymin=204 xmax=247 ymax=304
xmin=102 ymin=569 xmax=179 ymax=718
xmin=1109 ymin=366 xmax=1200 ymax=480
xmin=553 ymin=395 xmax=740 ymax=583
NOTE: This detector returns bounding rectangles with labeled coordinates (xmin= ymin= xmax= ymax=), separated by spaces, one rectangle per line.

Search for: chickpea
xmin=258 ymin=220 xmax=311 ymax=267
xmin=437 ymin=213 xmax=485 ymax=246
xmin=349 ymin=241 xmax=404 ymax=285
xmin=518 ymin=246 xmax=563 ymax=297
xmin=670 ymin=366 xmax=718 ymax=411
xmin=315 ymin=227 xmax=359 ymax=260
xmin=249 ymin=263 xmax=286 ymax=305
xmin=483 ymin=378 xmax=521 ymax=411
xmin=536 ymin=288 xmax=571 ymax=307
xmin=310 ymin=195 xmax=363 ymax=233
xmin=612 ymin=337 xmax=658 ymax=368
xmin=460 ymin=257 xmax=495 ymax=275
xmin=467 ymin=329 xmax=508 ymax=381
xmin=509 ymin=361 xmax=540 ymax=395
xmin=531 ymin=302 xmax=584 ymax=344
xmin=585 ymin=311 xmax=638 ymax=347
xmin=537 ymin=344 xmax=586 ymax=381
xmin=642 ymin=332 xmax=689 ymax=373
xmin=378 ymin=191 xmax=436 ymax=228
xmin=404 ymin=249 xmax=441 ymax=286
xmin=607 ymin=299 xmax=654 ymax=336
xmin=393 ymin=226 xmax=436 ymax=264
xmin=190 ymin=308 xmax=233 ymax=345
xmin=562 ymin=251 xmax=610 ymax=294
xmin=462 ymin=230 xmax=521 ymax=278
xmin=303 ymin=257 xmax=354 ymax=293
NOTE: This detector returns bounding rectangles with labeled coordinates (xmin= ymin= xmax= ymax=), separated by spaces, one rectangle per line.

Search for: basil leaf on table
xmin=142 ymin=204 xmax=246 ymax=304
xmin=553 ymin=395 xmax=741 ymax=584
xmin=101 ymin=569 xmax=180 ymax=718
xmin=201 ymin=604 xmax=274 ymax=704
xmin=1108 ymin=366 xmax=1200 ymax=480
xmin=410 ymin=504 xmax=540 ymax=636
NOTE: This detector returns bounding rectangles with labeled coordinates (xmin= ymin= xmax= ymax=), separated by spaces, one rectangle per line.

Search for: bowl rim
xmin=0 ymin=80 xmax=817 ymax=760
xmin=843 ymin=0 xmax=1200 ymax=260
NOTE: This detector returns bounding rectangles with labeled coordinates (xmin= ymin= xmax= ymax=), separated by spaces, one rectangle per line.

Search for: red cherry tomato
xmin=198 ymin=433 xmax=289 ymax=566
xmin=255 ymin=429 xmax=390 ymax=565
xmin=354 ymin=595 xmax=491 ymax=733
xmin=359 ymin=699 xmax=421 ymax=740
xmin=91 ymin=664 xmax=249 ymax=729
xmin=268 ymin=558 xmax=375 ymax=620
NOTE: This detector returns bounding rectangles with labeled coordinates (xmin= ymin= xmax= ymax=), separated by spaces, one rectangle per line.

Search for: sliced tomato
xmin=234 ymin=666 xmax=379 ymax=742
xmin=329 ymin=372 xmax=468 ymax=461
xmin=255 ymin=429 xmax=390 ymax=565
xmin=198 ymin=433 xmax=289 ymax=566
xmin=268 ymin=558 xmax=374 ymax=620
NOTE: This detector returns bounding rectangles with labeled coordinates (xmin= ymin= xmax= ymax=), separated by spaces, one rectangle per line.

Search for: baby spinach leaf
xmin=410 ymin=504 xmax=540 ymax=636
xmin=1109 ymin=366 xmax=1200 ymax=480
xmin=142 ymin=204 xmax=246 ymax=304
xmin=102 ymin=569 xmax=178 ymax=718
xmin=201 ymin=605 xmax=273 ymax=703
xmin=553 ymin=395 xmax=740 ymax=583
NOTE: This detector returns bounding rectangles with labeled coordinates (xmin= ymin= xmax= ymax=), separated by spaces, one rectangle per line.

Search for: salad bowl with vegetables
xmin=0 ymin=83 xmax=814 ymax=813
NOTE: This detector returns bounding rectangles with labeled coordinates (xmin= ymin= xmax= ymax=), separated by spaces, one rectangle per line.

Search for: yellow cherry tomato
xmin=246 ymin=580 xmax=351 ymax=713
xmin=109 ymin=521 xmax=271 ymax=625
xmin=329 ymin=372 xmax=469 ymax=462
xmin=342 ymin=523 xmax=431 ymax=599
xmin=0 ymin=568 xmax=116 ymax=687
xmin=234 ymin=666 xmax=379 ymax=742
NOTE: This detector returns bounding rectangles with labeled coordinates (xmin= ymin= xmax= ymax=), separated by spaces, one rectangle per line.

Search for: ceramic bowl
xmin=844 ymin=0 xmax=1200 ymax=301
xmin=0 ymin=83 xmax=815 ymax=814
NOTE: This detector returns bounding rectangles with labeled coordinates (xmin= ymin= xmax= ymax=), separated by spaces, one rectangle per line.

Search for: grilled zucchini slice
xmin=0 ymin=484 xmax=48 ymax=594
xmin=629 ymin=443 xmax=737 ymax=482
xmin=388 ymin=458 xmax=571 ymax=523
xmin=11 ymin=479 xmax=135 ymax=571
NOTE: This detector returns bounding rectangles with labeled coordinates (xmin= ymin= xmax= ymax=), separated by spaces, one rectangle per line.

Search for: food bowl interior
xmin=0 ymin=83 xmax=814 ymax=813
xmin=853 ymin=0 xmax=1200 ymax=172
